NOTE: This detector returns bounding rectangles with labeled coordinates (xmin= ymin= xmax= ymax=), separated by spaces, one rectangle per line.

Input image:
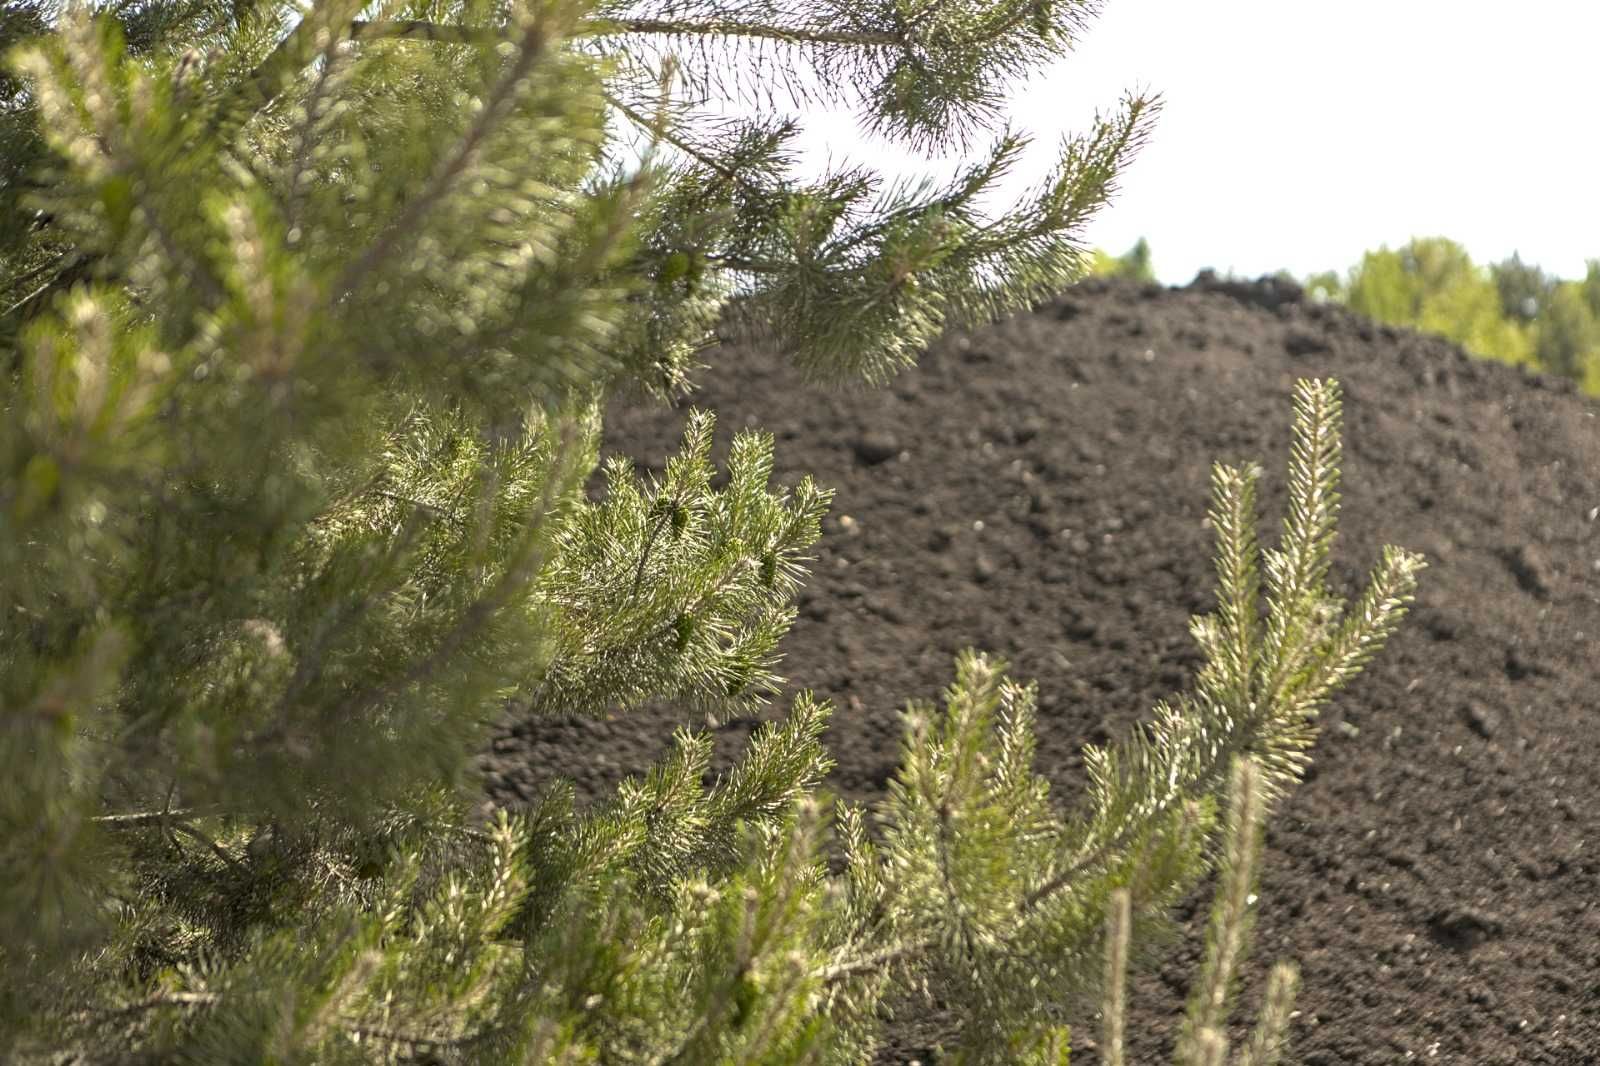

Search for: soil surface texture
xmin=479 ymin=274 xmax=1600 ymax=1064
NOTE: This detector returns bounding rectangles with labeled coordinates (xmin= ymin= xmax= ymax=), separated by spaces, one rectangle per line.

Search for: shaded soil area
xmin=479 ymin=274 xmax=1600 ymax=1063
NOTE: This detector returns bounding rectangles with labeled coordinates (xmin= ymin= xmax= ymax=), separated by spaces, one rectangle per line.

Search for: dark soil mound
xmin=479 ymin=274 xmax=1600 ymax=1064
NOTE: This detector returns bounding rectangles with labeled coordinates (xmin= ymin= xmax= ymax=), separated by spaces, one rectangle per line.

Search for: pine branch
xmin=1235 ymin=963 xmax=1300 ymax=1066
xmin=0 ymin=250 xmax=79 ymax=316
xmin=815 ymin=779 xmax=1185 ymax=989
xmin=225 ymin=9 xmax=895 ymax=142
xmin=343 ymin=1020 xmax=502 ymax=1053
xmin=1178 ymin=758 xmax=1267 ymax=1059
xmin=71 ymin=988 xmax=502 ymax=1055
xmin=344 ymin=15 xmax=899 ymax=50
xmin=820 ymin=381 xmax=1423 ymax=1003
xmin=331 ymin=13 xmax=561 ymax=303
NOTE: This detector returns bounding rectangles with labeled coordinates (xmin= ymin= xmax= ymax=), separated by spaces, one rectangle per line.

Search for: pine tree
xmin=1 ymin=2 xmax=1425 ymax=1061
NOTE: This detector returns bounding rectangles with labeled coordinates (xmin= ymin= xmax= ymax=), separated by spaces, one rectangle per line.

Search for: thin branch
xmin=92 ymin=806 xmax=224 ymax=827
xmin=629 ymin=504 xmax=674 ymax=601
xmin=596 ymin=17 xmax=898 ymax=48
xmin=72 ymin=990 xmax=221 ymax=1024
xmin=2 ymin=274 xmax=67 ymax=320
xmin=344 ymin=1022 xmax=473 ymax=1050
xmin=331 ymin=15 xmax=900 ymax=50
xmin=169 ymin=818 xmax=246 ymax=874
xmin=705 ymin=252 xmax=787 ymax=274
xmin=374 ymin=488 xmax=445 ymax=518
xmin=355 ymin=1013 xmax=528 ymax=1056
xmin=0 ymin=250 xmax=79 ymax=308
xmin=816 ymin=937 xmax=916 ymax=985
xmin=92 ymin=802 xmax=248 ymax=872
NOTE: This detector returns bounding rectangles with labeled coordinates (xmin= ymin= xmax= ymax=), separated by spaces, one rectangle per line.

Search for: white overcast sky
xmin=695 ymin=0 xmax=1599 ymax=286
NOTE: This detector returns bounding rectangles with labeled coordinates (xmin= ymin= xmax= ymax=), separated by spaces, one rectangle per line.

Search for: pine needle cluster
xmin=0 ymin=2 xmax=1425 ymax=1061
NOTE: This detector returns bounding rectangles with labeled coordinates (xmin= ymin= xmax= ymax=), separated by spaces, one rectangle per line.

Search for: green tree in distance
xmin=1345 ymin=237 xmax=1533 ymax=366
xmin=1583 ymin=260 xmax=1600 ymax=319
xmin=1308 ymin=238 xmax=1600 ymax=395
xmin=1087 ymin=236 xmax=1156 ymax=283
xmin=1490 ymin=251 xmax=1556 ymax=322
xmin=1535 ymin=280 xmax=1600 ymax=391
xmin=3 ymin=2 xmax=1424 ymax=1061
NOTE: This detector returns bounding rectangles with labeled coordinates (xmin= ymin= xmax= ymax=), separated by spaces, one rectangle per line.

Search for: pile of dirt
xmin=479 ymin=273 xmax=1600 ymax=1064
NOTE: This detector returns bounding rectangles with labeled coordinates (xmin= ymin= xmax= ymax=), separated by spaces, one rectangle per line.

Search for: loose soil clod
xmin=482 ymin=275 xmax=1600 ymax=1064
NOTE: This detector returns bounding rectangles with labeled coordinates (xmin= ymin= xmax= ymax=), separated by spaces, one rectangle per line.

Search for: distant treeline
xmin=1088 ymin=237 xmax=1600 ymax=397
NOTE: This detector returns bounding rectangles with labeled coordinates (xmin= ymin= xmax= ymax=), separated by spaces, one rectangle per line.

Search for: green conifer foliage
xmin=2 ymin=2 xmax=1424 ymax=1061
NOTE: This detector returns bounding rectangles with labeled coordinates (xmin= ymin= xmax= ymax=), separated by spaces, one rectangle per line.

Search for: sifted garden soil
xmin=478 ymin=273 xmax=1600 ymax=1064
